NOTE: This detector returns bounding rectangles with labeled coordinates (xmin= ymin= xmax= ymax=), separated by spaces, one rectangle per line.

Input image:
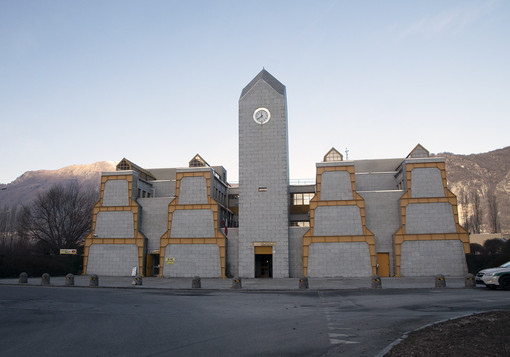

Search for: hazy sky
xmin=1 ymin=0 xmax=509 ymax=184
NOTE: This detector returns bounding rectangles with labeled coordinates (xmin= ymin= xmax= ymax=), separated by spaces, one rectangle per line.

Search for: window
xmin=117 ymin=160 xmax=131 ymax=170
xmin=189 ymin=154 xmax=208 ymax=167
xmin=292 ymin=193 xmax=314 ymax=205
xmin=324 ymin=147 xmax=343 ymax=162
xmin=290 ymin=221 xmax=310 ymax=227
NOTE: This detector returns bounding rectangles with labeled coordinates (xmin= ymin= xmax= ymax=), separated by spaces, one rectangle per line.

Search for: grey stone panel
xmin=102 ymin=180 xmax=129 ymax=207
xmin=226 ymin=228 xmax=239 ymax=278
xmin=87 ymin=244 xmax=138 ymax=276
xmin=355 ymin=173 xmax=398 ymax=191
xmin=411 ymin=168 xmax=445 ymax=198
xmin=400 ymin=240 xmax=468 ymax=276
xmin=314 ymin=206 xmax=364 ymax=236
xmin=353 ymin=158 xmax=404 ymax=173
xmin=178 ymin=176 xmax=208 ymax=205
xmin=238 ymin=77 xmax=289 ymax=278
xmin=289 ymin=227 xmax=307 ymax=278
xmin=170 ymin=209 xmax=215 ymax=238
xmin=138 ymin=197 xmax=174 ymax=252
xmin=358 ymin=191 xmax=404 ymax=276
xmin=320 ymin=171 xmax=353 ymax=201
xmin=95 ymin=211 xmax=134 ymax=238
xmin=151 ymin=180 xmax=176 ymax=198
xmin=163 ymin=244 xmax=221 ymax=278
xmin=307 ymin=242 xmax=372 ymax=277
xmin=406 ymin=203 xmax=457 ymax=234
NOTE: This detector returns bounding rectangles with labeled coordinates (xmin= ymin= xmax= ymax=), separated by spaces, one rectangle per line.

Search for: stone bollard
xmin=65 ymin=273 xmax=74 ymax=286
xmin=371 ymin=275 xmax=382 ymax=289
xmin=232 ymin=277 xmax=242 ymax=289
xmin=435 ymin=274 xmax=446 ymax=288
xmin=19 ymin=272 xmax=28 ymax=284
xmin=89 ymin=274 xmax=99 ymax=287
xmin=192 ymin=276 xmax=201 ymax=289
xmin=41 ymin=273 xmax=50 ymax=286
xmin=132 ymin=276 xmax=142 ymax=286
xmin=299 ymin=276 xmax=309 ymax=289
xmin=465 ymin=273 xmax=476 ymax=288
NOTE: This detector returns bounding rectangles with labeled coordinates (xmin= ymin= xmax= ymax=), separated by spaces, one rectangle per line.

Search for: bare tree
xmin=469 ymin=190 xmax=482 ymax=234
xmin=487 ymin=187 xmax=500 ymax=233
xmin=0 ymin=206 xmax=30 ymax=254
xmin=17 ymin=182 xmax=97 ymax=255
xmin=458 ymin=188 xmax=470 ymax=232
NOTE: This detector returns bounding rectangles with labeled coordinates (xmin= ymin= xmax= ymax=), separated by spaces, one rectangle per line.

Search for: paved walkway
xmin=0 ymin=275 xmax=471 ymax=290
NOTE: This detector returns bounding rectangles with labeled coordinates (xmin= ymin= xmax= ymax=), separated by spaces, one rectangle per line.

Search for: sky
xmin=1 ymin=0 xmax=509 ymax=184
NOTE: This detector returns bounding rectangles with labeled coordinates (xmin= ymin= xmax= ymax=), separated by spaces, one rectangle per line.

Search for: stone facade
xmin=238 ymin=70 xmax=290 ymax=278
xmin=163 ymin=244 xmax=221 ymax=278
xmin=86 ymin=244 xmax=139 ymax=276
xmin=83 ymin=70 xmax=469 ymax=279
xmin=307 ymin=242 xmax=372 ymax=277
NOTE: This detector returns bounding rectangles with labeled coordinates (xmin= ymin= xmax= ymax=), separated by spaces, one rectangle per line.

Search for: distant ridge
xmin=0 ymin=161 xmax=117 ymax=208
xmin=438 ymin=146 xmax=510 ymax=234
xmin=1 ymin=147 xmax=509 ymax=233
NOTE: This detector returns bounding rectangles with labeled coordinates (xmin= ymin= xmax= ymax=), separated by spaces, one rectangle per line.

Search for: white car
xmin=476 ymin=261 xmax=510 ymax=290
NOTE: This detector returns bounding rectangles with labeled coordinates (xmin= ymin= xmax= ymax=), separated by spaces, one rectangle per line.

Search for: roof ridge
xmin=240 ymin=69 xmax=286 ymax=99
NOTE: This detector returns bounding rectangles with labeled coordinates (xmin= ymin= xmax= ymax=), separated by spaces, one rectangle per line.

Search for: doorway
xmin=377 ymin=253 xmax=390 ymax=277
xmin=151 ymin=254 xmax=160 ymax=277
xmin=254 ymin=246 xmax=272 ymax=278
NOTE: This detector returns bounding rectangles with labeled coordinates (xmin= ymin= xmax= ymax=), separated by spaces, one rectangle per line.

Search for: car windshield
xmin=500 ymin=261 xmax=510 ymax=268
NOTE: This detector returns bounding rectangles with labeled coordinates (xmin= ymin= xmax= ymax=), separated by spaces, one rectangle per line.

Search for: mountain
xmin=0 ymin=162 xmax=117 ymax=209
xmin=1 ymin=147 xmax=509 ymax=233
xmin=439 ymin=146 xmax=510 ymax=234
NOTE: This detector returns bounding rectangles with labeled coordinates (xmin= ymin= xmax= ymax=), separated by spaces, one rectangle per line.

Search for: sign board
xmin=60 ymin=249 xmax=77 ymax=255
xmin=165 ymin=257 xmax=175 ymax=265
xmin=131 ymin=267 xmax=138 ymax=277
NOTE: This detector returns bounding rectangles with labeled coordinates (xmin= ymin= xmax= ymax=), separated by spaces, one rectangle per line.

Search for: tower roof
xmin=240 ymin=69 xmax=286 ymax=99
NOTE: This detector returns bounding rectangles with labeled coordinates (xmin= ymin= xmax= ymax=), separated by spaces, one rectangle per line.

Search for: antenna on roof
xmin=345 ymin=147 xmax=349 ymax=160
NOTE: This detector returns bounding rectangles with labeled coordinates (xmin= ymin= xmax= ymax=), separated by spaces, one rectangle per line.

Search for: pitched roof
xmin=240 ymin=69 xmax=286 ymax=99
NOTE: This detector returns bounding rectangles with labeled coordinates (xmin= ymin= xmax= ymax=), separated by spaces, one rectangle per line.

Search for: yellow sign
xmin=165 ymin=257 xmax=175 ymax=265
xmin=60 ymin=249 xmax=77 ymax=255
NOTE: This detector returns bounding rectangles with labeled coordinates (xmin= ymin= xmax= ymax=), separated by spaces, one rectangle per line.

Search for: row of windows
xmin=137 ymin=188 xmax=152 ymax=198
xmin=289 ymin=221 xmax=310 ymax=227
xmin=212 ymin=185 xmax=226 ymax=205
xmin=291 ymin=193 xmax=314 ymax=205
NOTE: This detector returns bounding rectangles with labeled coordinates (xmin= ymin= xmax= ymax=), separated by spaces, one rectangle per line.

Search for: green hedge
xmin=0 ymin=255 xmax=83 ymax=278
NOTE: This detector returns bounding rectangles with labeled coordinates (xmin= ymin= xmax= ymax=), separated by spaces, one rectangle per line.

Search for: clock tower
xmin=238 ymin=69 xmax=290 ymax=278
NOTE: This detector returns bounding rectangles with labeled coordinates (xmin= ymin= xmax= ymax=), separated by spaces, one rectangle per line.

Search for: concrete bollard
xmin=132 ymin=276 xmax=143 ymax=286
xmin=19 ymin=272 xmax=28 ymax=284
xmin=89 ymin=274 xmax=99 ymax=287
xmin=299 ymin=276 xmax=309 ymax=289
xmin=232 ymin=277 xmax=242 ymax=289
xmin=465 ymin=273 xmax=476 ymax=288
xmin=435 ymin=274 xmax=446 ymax=288
xmin=65 ymin=273 xmax=74 ymax=286
xmin=41 ymin=273 xmax=50 ymax=286
xmin=371 ymin=275 xmax=382 ymax=289
xmin=192 ymin=276 xmax=201 ymax=289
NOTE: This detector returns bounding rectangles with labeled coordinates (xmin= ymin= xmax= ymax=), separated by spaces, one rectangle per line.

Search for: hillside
xmin=0 ymin=161 xmax=116 ymax=208
xmin=439 ymin=146 xmax=510 ymax=234
xmin=0 ymin=147 xmax=509 ymax=233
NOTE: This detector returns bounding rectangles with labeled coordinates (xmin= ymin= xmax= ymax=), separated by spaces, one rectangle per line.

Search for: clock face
xmin=253 ymin=108 xmax=271 ymax=124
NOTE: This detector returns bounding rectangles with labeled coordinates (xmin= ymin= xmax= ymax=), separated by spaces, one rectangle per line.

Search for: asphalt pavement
xmin=0 ymin=282 xmax=508 ymax=357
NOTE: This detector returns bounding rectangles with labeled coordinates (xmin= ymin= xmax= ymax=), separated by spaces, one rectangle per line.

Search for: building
xmin=83 ymin=70 xmax=469 ymax=278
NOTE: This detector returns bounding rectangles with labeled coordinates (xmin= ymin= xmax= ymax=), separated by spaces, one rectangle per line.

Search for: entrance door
xmin=152 ymin=254 xmax=160 ymax=276
xmin=377 ymin=253 xmax=390 ymax=277
xmin=254 ymin=246 xmax=272 ymax=278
